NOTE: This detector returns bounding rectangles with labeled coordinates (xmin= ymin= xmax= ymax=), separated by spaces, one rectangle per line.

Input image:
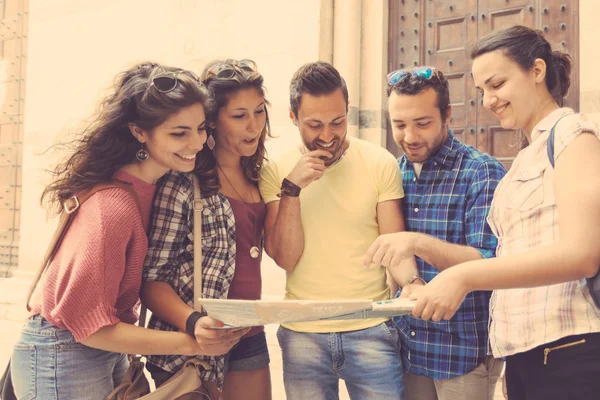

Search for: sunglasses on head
xmin=387 ymin=66 xmax=441 ymax=85
xmin=149 ymin=70 xmax=201 ymax=93
xmin=204 ymin=59 xmax=258 ymax=81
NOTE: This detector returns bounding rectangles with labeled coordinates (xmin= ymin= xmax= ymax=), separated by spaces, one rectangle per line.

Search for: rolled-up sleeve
xmin=143 ymin=172 xmax=192 ymax=286
xmin=465 ymin=161 xmax=506 ymax=259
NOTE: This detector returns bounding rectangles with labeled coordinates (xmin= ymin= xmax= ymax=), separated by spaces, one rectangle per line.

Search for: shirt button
xmin=414 ymin=208 xmax=419 ymax=213
xmin=434 ymin=162 xmax=438 ymax=166
xmin=411 ymin=331 xmax=416 ymax=337
xmin=413 ymin=177 xmax=416 ymax=182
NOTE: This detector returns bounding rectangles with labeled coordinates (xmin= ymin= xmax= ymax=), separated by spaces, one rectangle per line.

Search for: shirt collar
xmin=430 ymin=132 xmax=460 ymax=169
xmin=530 ymin=107 xmax=574 ymax=142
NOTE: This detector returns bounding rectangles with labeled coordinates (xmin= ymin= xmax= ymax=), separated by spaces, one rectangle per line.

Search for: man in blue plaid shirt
xmin=365 ymin=67 xmax=506 ymax=399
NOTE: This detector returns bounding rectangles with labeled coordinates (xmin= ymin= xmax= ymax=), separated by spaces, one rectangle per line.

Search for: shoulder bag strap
xmin=546 ymin=114 xmax=573 ymax=168
xmin=26 ymin=180 xmax=141 ymax=311
xmin=192 ymin=175 xmax=203 ymax=311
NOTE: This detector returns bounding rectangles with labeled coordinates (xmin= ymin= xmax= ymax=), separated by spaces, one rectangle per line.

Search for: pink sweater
xmin=30 ymin=171 xmax=156 ymax=342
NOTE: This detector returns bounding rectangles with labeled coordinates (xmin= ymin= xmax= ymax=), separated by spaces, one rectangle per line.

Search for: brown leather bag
xmin=105 ymin=175 xmax=215 ymax=400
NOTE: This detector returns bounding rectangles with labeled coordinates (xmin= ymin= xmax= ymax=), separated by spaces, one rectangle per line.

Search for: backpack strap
xmin=25 ymin=180 xmax=142 ymax=311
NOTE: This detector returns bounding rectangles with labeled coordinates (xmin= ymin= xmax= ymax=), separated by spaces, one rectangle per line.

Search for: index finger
xmin=197 ymin=316 xmax=225 ymax=329
xmin=411 ymin=297 xmax=426 ymax=319
xmin=363 ymin=237 xmax=381 ymax=267
xmin=304 ymin=149 xmax=333 ymax=160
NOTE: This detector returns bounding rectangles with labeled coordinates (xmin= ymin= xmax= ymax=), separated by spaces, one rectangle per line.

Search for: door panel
xmin=425 ymin=0 xmax=479 ymax=147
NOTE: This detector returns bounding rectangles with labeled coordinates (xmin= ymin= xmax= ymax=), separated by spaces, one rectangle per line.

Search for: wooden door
xmin=387 ymin=0 xmax=579 ymax=169
xmin=477 ymin=0 xmax=579 ymax=168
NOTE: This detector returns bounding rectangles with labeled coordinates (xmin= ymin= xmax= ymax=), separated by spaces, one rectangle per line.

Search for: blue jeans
xmin=11 ymin=315 xmax=129 ymax=400
xmin=277 ymin=321 xmax=405 ymax=400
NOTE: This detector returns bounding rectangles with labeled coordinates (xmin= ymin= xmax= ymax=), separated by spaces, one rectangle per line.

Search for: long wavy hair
xmin=195 ymin=59 xmax=272 ymax=195
xmin=41 ymin=62 xmax=213 ymax=215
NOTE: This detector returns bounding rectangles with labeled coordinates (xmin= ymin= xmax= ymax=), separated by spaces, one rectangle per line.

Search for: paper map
xmin=197 ymin=297 xmax=415 ymax=327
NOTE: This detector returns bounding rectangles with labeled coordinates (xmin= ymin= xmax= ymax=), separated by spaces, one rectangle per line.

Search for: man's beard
xmin=303 ymin=133 xmax=347 ymax=166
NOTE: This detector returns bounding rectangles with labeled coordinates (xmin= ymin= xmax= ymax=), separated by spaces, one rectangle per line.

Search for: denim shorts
xmin=10 ymin=315 xmax=129 ymax=400
xmin=148 ymin=330 xmax=270 ymax=387
xmin=225 ymin=330 xmax=270 ymax=372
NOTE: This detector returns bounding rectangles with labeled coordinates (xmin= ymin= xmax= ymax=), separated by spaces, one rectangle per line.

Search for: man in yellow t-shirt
xmin=259 ymin=61 xmax=416 ymax=400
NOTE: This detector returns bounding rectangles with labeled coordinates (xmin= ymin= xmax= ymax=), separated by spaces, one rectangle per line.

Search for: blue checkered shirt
xmin=394 ymin=133 xmax=506 ymax=379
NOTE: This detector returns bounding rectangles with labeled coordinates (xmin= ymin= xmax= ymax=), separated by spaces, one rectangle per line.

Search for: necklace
xmin=217 ymin=163 xmax=261 ymax=259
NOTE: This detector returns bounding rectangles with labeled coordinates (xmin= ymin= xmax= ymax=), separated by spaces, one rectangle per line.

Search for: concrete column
xmin=333 ymin=0 xmax=362 ymax=138
xmin=319 ymin=0 xmax=334 ymax=64
xmin=580 ymin=0 xmax=600 ymax=122
xmin=359 ymin=0 xmax=389 ymax=147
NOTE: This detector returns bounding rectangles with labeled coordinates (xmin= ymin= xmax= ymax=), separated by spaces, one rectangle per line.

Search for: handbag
xmin=105 ymin=175 xmax=215 ymax=400
xmin=546 ymin=115 xmax=600 ymax=308
xmin=0 ymin=181 xmax=143 ymax=400
xmin=0 ymin=359 xmax=15 ymax=400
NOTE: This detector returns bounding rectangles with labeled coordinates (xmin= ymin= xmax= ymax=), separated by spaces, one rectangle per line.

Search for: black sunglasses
xmin=204 ymin=59 xmax=258 ymax=81
xmin=149 ymin=70 xmax=201 ymax=93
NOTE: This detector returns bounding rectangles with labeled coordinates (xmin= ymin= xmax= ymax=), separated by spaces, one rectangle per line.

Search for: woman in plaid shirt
xmin=141 ymin=59 xmax=272 ymax=399
xmin=408 ymin=26 xmax=600 ymax=400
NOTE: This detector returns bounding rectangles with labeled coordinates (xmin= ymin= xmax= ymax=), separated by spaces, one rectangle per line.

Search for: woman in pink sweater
xmin=10 ymin=62 xmax=246 ymax=400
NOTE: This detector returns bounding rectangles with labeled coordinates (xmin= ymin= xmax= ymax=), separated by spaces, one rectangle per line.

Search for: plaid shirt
xmin=394 ymin=133 xmax=506 ymax=379
xmin=488 ymin=109 xmax=600 ymax=357
xmin=142 ymin=171 xmax=236 ymax=387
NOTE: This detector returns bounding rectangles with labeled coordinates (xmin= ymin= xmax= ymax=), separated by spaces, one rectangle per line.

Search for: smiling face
xmin=291 ymin=88 xmax=348 ymax=166
xmin=214 ymin=87 xmax=267 ymax=158
xmin=388 ymin=87 xmax=450 ymax=163
xmin=138 ymin=103 xmax=207 ymax=174
xmin=472 ymin=50 xmax=543 ymax=133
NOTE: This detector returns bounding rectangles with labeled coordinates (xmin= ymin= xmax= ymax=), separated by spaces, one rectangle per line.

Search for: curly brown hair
xmin=41 ymin=62 xmax=214 ymax=215
xmin=195 ymin=59 xmax=271 ymax=195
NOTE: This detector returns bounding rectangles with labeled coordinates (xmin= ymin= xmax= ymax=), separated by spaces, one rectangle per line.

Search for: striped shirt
xmin=487 ymin=108 xmax=600 ymax=358
xmin=395 ymin=132 xmax=506 ymax=379
xmin=142 ymin=171 xmax=237 ymax=387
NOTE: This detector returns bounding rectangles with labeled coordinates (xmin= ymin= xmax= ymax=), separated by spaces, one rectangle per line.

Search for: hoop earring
xmin=136 ymin=143 xmax=149 ymax=161
xmin=206 ymin=134 xmax=216 ymax=151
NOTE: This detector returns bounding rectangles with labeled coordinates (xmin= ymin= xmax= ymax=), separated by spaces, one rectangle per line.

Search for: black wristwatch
xmin=185 ymin=311 xmax=206 ymax=337
xmin=277 ymin=178 xmax=301 ymax=198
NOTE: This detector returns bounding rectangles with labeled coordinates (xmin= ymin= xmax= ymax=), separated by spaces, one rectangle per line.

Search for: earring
xmin=136 ymin=143 xmax=149 ymax=161
xmin=206 ymin=134 xmax=216 ymax=151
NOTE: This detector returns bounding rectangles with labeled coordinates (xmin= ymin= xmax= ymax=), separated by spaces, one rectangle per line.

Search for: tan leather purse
xmin=105 ymin=175 xmax=215 ymax=400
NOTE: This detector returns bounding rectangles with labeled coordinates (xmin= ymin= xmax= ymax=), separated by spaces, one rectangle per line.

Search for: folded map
xmin=197 ymin=297 xmax=415 ymax=327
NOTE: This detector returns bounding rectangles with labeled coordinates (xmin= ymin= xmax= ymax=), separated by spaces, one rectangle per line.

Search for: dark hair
xmin=196 ymin=59 xmax=271 ymax=195
xmin=289 ymin=61 xmax=349 ymax=117
xmin=387 ymin=69 xmax=451 ymax=121
xmin=471 ymin=25 xmax=572 ymax=106
xmin=41 ymin=62 xmax=213 ymax=215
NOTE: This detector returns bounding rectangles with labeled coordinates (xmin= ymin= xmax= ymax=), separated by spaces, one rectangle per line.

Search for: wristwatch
xmin=277 ymin=178 xmax=301 ymax=198
xmin=408 ymin=275 xmax=427 ymax=285
xmin=185 ymin=311 xmax=207 ymax=337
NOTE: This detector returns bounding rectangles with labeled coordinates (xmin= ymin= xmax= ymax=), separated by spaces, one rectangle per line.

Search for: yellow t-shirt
xmin=259 ymin=137 xmax=404 ymax=332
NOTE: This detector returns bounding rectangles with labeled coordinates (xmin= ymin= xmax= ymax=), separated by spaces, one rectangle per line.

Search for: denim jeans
xmin=11 ymin=315 xmax=129 ymax=400
xmin=277 ymin=321 xmax=404 ymax=400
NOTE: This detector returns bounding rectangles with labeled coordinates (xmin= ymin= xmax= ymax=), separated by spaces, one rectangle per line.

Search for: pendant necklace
xmin=217 ymin=163 xmax=261 ymax=259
